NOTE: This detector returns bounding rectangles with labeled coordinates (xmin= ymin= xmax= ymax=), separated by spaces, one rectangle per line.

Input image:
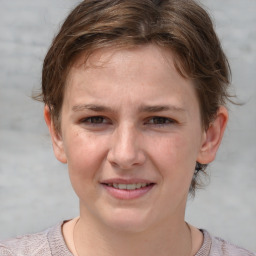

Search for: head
xmin=39 ymin=0 xmax=231 ymax=194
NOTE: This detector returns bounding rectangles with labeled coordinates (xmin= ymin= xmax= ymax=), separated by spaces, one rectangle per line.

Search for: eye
xmin=81 ymin=116 xmax=108 ymax=124
xmin=146 ymin=116 xmax=175 ymax=126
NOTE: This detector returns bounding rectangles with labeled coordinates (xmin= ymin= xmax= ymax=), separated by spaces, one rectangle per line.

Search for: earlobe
xmin=44 ymin=105 xmax=67 ymax=164
xmin=197 ymin=106 xmax=228 ymax=164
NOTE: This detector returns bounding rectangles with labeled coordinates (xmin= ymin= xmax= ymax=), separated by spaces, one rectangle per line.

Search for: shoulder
xmin=0 ymin=228 xmax=51 ymax=256
xmin=211 ymin=235 xmax=255 ymax=256
xmin=200 ymin=230 xmax=256 ymax=256
xmin=0 ymin=222 xmax=71 ymax=256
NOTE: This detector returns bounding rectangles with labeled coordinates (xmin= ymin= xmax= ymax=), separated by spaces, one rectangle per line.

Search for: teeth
xmin=107 ymin=183 xmax=150 ymax=190
xmin=113 ymin=183 xmax=119 ymax=189
xmin=127 ymin=184 xmax=136 ymax=190
xmin=118 ymin=184 xmax=127 ymax=189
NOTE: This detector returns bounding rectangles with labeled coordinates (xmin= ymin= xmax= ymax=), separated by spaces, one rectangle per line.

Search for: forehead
xmin=70 ymin=45 xmax=173 ymax=72
xmin=64 ymin=44 xmax=199 ymax=111
xmin=67 ymin=44 xmax=188 ymax=88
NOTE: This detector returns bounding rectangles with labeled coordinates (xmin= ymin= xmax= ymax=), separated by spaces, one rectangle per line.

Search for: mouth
xmin=100 ymin=180 xmax=155 ymax=200
xmin=103 ymin=183 xmax=153 ymax=190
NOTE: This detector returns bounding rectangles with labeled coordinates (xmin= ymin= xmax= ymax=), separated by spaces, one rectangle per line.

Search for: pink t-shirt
xmin=0 ymin=222 xmax=255 ymax=256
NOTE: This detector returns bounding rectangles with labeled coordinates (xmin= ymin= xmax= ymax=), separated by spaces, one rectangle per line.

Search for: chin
xmin=102 ymin=208 xmax=155 ymax=233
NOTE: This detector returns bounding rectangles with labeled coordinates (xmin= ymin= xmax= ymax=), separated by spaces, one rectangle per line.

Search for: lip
xmin=101 ymin=178 xmax=154 ymax=184
xmin=100 ymin=178 xmax=156 ymax=200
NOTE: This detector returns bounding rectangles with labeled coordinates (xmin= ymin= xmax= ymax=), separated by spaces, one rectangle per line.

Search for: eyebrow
xmin=72 ymin=104 xmax=186 ymax=113
xmin=72 ymin=104 xmax=113 ymax=112
xmin=138 ymin=105 xmax=186 ymax=113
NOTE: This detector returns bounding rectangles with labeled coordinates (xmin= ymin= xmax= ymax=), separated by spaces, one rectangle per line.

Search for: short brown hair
xmin=37 ymin=0 xmax=232 ymax=193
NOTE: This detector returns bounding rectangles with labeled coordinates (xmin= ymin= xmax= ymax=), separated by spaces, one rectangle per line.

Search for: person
xmin=0 ymin=0 xmax=254 ymax=255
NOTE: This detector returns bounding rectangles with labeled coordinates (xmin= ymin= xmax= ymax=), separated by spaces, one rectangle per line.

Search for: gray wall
xmin=0 ymin=0 xmax=255 ymax=252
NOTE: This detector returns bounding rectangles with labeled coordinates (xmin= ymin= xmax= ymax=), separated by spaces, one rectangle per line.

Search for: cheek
xmin=62 ymin=131 xmax=109 ymax=201
xmin=153 ymin=134 xmax=197 ymax=166
xmin=150 ymin=134 xmax=197 ymax=185
xmin=63 ymin=131 xmax=106 ymax=180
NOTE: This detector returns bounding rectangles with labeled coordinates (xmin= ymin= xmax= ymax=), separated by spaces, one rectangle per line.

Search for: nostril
xmin=107 ymin=152 xmax=146 ymax=170
xmin=107 ymin=130 xmax=146 ymax=169
xmin=109 ymin=160 xmax=119 ymax=168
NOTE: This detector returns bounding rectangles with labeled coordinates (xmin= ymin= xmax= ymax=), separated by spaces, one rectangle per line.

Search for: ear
xmin=44 ymin=105 xmax=67 ymax=163
xmin=197 ymin=106 xmax=228 ymax=164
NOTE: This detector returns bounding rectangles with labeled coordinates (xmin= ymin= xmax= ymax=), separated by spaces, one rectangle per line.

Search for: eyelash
xmin=81 ymin=116 xmax=109 ymax=125
xmin=145 ymin=117 xmax=176 ymax=126
xmin=80 ymin=116 xmax=176 ymax=127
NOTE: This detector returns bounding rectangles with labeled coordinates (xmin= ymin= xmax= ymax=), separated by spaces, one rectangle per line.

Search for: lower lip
xmin=102 ymin=184 xmax=155 ymax=200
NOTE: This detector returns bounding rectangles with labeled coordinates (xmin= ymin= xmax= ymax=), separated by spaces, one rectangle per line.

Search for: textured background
xmin=0 ymin=0 xmax=255 ymax=252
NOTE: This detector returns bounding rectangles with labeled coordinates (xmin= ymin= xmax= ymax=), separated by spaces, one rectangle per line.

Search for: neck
xmin=74 ymin=210 xmax=192 ymax=256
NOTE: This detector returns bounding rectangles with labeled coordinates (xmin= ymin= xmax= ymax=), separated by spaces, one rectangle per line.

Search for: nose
xmin=107 ymin=123 xmax=146 ymax=169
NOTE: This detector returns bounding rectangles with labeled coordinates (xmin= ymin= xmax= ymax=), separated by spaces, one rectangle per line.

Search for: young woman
xmin=1 ymin=0 xmax=254 ymax=255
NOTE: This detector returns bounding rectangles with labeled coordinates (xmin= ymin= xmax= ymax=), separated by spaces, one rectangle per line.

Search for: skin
xmin=45 ymin=44 xmax=228 ymax=256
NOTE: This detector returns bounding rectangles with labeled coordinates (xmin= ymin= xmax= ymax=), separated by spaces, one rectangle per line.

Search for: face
xmin=46 ymin=44 xmax=223 ymax=233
